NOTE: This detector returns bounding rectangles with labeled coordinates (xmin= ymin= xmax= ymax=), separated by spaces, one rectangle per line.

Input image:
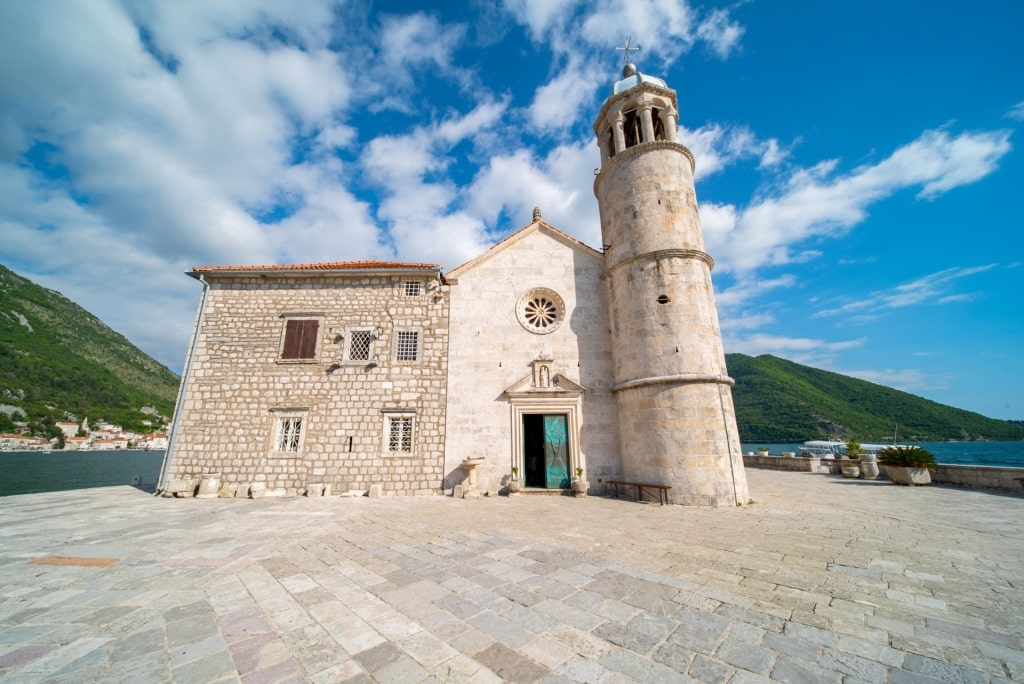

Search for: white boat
xmin=798 ymin=441 xmax=902 ymax=458
xmin=799 ymin=441 xmax=845 ymax=457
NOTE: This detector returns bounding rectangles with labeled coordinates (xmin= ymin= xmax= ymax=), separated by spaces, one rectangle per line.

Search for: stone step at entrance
xmin=519 ymin=488 xmax=571 ymax=496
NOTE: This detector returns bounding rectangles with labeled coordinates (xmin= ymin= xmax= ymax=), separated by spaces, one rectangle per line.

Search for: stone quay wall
xmin=742 ymin=454 xmax=818 ymax=472
xmin=743 ymin=456 xmax=1024 ymax=492
xmin=932 ymin=464 xmax=1024 ymax=492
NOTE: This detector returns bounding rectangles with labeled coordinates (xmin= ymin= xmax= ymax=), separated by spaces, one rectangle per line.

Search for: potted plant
xmin=571 ymin=466 xmax=589 ymax=497
xmin=879 ymin=446 xmax=936 ymax=485
xmin=507 ymin=467 xmax=522 ymax=495
xmin=841 ymin=440 xmax=861 ymax=478
xmin=758 ymin=447 xmax=770 ymax=456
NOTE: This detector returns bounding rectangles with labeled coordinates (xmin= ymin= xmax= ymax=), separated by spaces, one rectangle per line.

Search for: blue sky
xmin=1 ymin=1 xmax=1022 ymax=421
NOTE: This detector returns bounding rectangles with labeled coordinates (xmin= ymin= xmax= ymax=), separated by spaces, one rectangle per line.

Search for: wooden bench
xmin=605 ymin=480 xmax=671 ymax=505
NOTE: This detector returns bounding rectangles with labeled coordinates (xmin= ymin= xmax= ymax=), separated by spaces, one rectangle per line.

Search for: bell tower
xmin=593 ymin=52 xmax=748 ymax=506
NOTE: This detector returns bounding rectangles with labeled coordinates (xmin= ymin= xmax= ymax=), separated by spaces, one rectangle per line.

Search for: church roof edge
xmin=189 ymin=261 xmax=443 ymax=278
xmin=446 ymin=219 xmax=604 ymax=279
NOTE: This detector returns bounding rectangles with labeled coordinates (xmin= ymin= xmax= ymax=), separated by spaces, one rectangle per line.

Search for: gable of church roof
xmin=447 ymin=220 xmax=604 ymax=280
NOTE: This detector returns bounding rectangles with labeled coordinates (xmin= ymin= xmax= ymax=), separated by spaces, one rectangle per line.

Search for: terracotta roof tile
xmin=191 ymin=261 xmax=441 ymax=273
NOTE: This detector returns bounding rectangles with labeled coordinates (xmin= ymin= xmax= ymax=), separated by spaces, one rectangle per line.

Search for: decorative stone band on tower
xmin=594 ymin=61 xmax=749 ymax=506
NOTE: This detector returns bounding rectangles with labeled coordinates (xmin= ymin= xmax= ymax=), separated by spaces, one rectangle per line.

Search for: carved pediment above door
xmin=504 ymin=355 xmax=585 ymax=398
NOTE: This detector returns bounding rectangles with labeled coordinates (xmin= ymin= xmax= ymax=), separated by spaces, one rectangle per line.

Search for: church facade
xmin=162 ymin=62 xmax=749 ymax=506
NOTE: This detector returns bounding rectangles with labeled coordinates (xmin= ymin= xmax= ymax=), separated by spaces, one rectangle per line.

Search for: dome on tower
xmin=611 ymin=62 xmax=667 ymax=95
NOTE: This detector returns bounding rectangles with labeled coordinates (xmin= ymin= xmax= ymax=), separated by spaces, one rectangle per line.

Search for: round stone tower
xmin=593 ymin=60 xmax=749 ymax=506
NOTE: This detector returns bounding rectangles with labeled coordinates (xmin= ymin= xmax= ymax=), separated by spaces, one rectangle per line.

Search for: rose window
xmin=517 ymin=288 xmax=565 ymax=334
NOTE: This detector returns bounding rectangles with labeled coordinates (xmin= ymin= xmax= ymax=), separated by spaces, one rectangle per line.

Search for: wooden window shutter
xmin=283 ymin=319 xmax=319 ymax=359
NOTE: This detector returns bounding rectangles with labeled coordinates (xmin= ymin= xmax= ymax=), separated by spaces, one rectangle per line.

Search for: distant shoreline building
xmin=162 ymin=61 xmax=749 ymax=506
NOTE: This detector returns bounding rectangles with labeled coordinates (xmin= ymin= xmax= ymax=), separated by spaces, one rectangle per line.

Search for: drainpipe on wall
xmin=156 ymin=274 xmax=210 ymax=494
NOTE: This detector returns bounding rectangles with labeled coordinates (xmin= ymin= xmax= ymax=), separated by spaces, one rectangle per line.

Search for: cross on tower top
xmin=616 ymin=36 xmax=640 ymax=65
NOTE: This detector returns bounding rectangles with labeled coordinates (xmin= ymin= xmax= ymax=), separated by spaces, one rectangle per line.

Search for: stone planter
xmin=571 ymin=479 xmax=589 ymax=497
xmin=886 ymin=466 xmax=932 ymax=486
xmin=858 ymin=455 xmax=880 ymax=479
xmin=507 ymin=479 xmax=522 ymax=496
xmin=841 ymin=464 xmax=861 ymax=478
xmin=196 ymin=473 xmax=222 ymax=498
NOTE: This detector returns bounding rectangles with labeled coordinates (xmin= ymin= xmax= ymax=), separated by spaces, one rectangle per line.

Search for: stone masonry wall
xmin=594 ymin=125 xmax=749 ymax=506
xmin=167 ymin=273 xmax=449 ymax=496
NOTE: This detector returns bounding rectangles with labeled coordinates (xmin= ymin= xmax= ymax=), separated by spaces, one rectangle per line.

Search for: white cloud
xmin=1006 ymin=101 xmax=1024 ymax=121
xmin=713 ymin=128 xmax=1013 ymax=274
xmin=841 ymin=368 xmax=952 ymax=393
xmin=501 ymin=0 xmax=579 ymax=41
xmin=500 ymin=0 xmax=744 ymax=67
xmin=378 ymin=12 xmax=465 ymax=75
xmin=814 ymin=265 xmax=997 ymax=319
xmin=528 ymin=61 xmax=602 ymax=133
xmin=466 ymin=140 xmax=599 ymax=244
xmin=696 ymin=8 xmax=745 ymax=59
xmin=724 ymin=332 xmax=865 ymax=368
xmin=678 ymin=124 xmax=785 ymax=178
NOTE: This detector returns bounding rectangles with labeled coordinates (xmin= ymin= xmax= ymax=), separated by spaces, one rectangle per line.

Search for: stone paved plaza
xmin=0 ymin=469 xmax=1022 ymax=683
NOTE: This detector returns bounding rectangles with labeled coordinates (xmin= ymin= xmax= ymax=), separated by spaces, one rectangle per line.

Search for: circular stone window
xmin=517 ymin=288 xmax=565 ymax=334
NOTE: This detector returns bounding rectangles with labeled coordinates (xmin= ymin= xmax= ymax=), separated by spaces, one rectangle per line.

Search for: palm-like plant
xmin=879 ymin=445 xmax=936 ymax=470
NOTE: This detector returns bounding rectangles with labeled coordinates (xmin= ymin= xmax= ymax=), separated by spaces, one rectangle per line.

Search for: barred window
xmin=348 ymin=329 xmax=373 ymax=361
xmin=387 ymin=416 xmax=413 ymax=453
xmin=275 ymin=417 xmax=303 ymax=452
xmin=396 ymin=330 xmax=419 ymax=361
xmin=404 ymin=281 xmax=421 ymax=297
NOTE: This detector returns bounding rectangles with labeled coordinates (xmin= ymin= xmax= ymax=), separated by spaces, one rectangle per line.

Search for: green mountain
xmin=727 ymin=353 xmax=1024 ymax=443
xmin=0 ymin=264 xmax=180 ymax=439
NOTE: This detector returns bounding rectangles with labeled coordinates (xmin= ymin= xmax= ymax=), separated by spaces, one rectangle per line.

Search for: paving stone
xmin=901 ymin=653 xmax=988 ymax=684
xmin=546 ymin=625 xmax=613 ymax=660
xmin=468 ymin=611 xmax=534 ymax=647
xmin=170 ymin=650 xmax=237 ymax=682
xmin=652 ymin=641 xmax=694 ymax=672
xmin=475 ymin=641 xmax=551 ymax=683
xmin=600 ymin=647 xmax=691 ymax=683
xmin=352 ymin=640 xmax=404 ymax=673
xmin=818 ymin=647 xmax=889 ymax=681
xmin=715 ymin=637 xmax=775 ymax=675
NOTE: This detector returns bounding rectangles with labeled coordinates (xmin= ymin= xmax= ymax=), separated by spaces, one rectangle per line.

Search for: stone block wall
xmin=166 ymin=273 xmax=449 ymax=496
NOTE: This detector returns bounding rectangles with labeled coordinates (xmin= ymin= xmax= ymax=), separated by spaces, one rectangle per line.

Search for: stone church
xmin=161 ymin=60 xmax=750 ymax=506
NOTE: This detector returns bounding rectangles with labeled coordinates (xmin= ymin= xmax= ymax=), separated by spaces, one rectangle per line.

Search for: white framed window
xmin=395 ymin=329 xmax=420 ymax=362
xmin=385 ymin=414 xmax=414 ymax=454
xmin=404 ymin=281 xmax=421 ymax=297
xmin=272 ymin=410 xmax=308 ymax=453
xmin=345 ymin=327 xmax=375 ymax=362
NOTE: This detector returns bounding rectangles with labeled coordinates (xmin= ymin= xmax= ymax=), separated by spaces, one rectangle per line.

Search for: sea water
xmin=0 ymin=450 xmax=165 ymax=497
xmin=1 ymin=443 xmax=1022 ymax=497
xmin=740 ymin=442 xmax=1024 ymax=468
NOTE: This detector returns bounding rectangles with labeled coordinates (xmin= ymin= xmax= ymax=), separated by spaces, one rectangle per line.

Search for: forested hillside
xmin=0 ymin=264 xmax=180 ymax=438
xmin=728 ymin=353 xmax=1024 ymax=443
